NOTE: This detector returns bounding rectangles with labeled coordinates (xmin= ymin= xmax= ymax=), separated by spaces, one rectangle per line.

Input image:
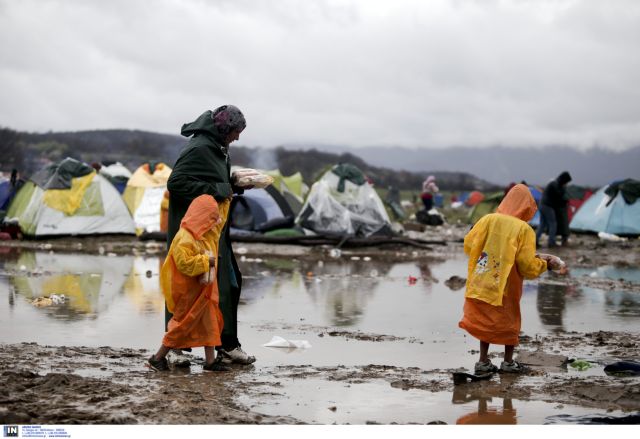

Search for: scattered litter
xmin=329 ymin=248 xmax=341 ymax=258
xmin=408 ymin=276 xmax=418 ymax=285
xmin=235 ymin=247 xmax=248 ymax=255
xmin=107 ymin=253 xmax=117 ymax=257
xmin=19 ymin=265 xmax=27 ymax=271
xmin=569 ymin=359 xmax=594 ymax=371
xmin=262 ymin=336 xmax=311 ymax=349
xmin=31 ymin=294 xmax=66 ymax=307
xmin=350 ymin=256 xmax=360 ymax=261
xmin=363 ymin=256 xmax=371 ymax=262
xmin=598 ymin=231 xmax=627 ymax=242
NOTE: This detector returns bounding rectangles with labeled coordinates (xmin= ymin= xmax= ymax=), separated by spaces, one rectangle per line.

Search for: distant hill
xmin=283 ymin=144 xmax=640 ymax=187
xmin=0 ymin=127 xmax=498 ymax=191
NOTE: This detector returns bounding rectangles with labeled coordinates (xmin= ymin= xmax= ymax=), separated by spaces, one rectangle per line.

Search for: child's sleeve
xmin=516 ymin=227 xmax=547 ymax=279
xmin=172 ymin=235 xmax=210 ymax=278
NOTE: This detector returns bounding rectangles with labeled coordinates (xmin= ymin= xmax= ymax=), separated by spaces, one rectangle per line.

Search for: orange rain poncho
xmin=160 ymin=194 xmax=230 ymax=349
xmin=458 ymin=184 xmax=547 ymax=345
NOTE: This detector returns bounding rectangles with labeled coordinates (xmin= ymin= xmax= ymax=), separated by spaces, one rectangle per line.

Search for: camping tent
xmin=468 ymin=192 xmax=503 ymax=225
xmin=99 ymin=162 xmax=132 ymax=194
xmin=569 ymin=179 xmax=640 ymax=236
xmin=465 ymin=191 xmax=485 ymax=207
xmin=527 ymin=185 xmax=543 ymax=228
xmin=297 ymin=164 xmax=392 ymax=237
xmin=0 ymin=175 xmax=14 ymax=212
xmin=230 ymin=185 xmax=296 ymax=234
xmin=6 ymin=157 xmax=135 ymax=236
xmin=264 ymin=169 xmax=309 ymax=215
xmin=122 ymin=162 xmax=172 ymax=235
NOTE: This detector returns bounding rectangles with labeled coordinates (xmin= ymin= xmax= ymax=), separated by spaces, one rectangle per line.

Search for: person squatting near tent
xmin=165 ymin=105 xmax=256 ymax=367
xmin=536 ymin=171 xmax=572 ymax=247
xmin=148 ymin=195 xmax=231 ymax=372
xmin=459 ymin=184 xmax=563 ymax=374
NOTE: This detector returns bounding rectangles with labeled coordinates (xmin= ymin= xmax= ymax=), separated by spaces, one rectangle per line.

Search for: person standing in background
xmin=536 ymin=171 xmax=572 ymax=248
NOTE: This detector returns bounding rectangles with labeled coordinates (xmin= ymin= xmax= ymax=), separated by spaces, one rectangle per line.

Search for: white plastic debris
xmin=262 ymin=336 xmax=312 ymax=349
xmin=329 ymin=248 xmax=341 ymax=258
xmin=236 ymin=247 xmax=248 ymax=255
xmin=598 ymin=231 xmax=628 ymax=242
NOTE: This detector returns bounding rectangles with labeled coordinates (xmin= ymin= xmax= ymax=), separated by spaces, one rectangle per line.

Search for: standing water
xmin=1 ymin=247 xmax=639 ymax=424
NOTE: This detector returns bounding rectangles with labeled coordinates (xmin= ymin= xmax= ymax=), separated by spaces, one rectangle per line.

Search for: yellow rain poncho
xmin=160 ymin=194 xmax=229 ymax=349
xmin=458 ymin=184 xmax=547 ymax=345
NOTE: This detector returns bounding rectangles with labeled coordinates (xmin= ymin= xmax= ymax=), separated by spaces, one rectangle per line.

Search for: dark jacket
xmin=167 ymin=110 xmax=242 ymax=348
xmin=541 ymin=171 xmax=572 ymax=208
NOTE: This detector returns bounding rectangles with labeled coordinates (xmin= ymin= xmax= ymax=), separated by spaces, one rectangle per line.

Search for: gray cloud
xmin=0 ymin=0 xmax=639 ymax=150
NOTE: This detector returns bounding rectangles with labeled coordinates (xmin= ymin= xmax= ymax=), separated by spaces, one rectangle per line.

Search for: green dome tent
xmin=6 ymin=157 xmax=135 ymax=237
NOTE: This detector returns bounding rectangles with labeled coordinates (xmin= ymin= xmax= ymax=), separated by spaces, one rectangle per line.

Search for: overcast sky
xmin=1 ymin=0 xmax=639 ymax=150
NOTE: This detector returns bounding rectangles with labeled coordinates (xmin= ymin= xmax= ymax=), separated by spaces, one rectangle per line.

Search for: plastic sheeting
xmin=297 ymin=169 xmax=391 ymax=237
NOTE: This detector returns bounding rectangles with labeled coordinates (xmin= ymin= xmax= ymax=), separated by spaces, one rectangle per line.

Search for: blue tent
xmin=527 ymin=185 xmax=543 ymax=228
xmin=0 ymin=177 xmax=11 ymax=210
xmin=570 ymin=181 xmax=640 ymax=236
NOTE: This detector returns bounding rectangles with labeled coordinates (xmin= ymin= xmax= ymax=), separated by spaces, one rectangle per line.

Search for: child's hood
xmin=496 ymin=184 xmax=537 ymax=222
xmin=180 ymin=194 xmax=220 ymax=239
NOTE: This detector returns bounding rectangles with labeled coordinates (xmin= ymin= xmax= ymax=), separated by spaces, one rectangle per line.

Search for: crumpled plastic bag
xmin=31 ymin=294 xmax=66 ymax=307
xmin=569 ymin=359 xmax=593 ymax=371
xmin=262 ymin=335 xmax=312 ymax=349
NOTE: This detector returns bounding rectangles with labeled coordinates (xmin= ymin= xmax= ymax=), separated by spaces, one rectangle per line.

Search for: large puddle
xmin=1 ymin=247 xmax=639 ymax=423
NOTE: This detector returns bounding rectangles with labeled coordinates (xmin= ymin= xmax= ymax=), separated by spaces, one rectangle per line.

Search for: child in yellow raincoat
xmin=459 ymin=184 xmax=562 ymax=374
xmin=148 ymin=194 xmax=230 ymax=372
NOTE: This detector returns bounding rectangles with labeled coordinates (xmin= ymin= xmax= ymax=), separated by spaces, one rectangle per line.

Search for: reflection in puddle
xmin=572 ymin=266 xmax=640 ymax=283
xmin=8 ymin=252 xmax=133 ymax=319
xmin=238 ymin=376 xmax=629 ymax=424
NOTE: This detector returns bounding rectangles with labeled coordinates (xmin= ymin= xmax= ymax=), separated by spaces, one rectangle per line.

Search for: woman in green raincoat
xmin=165 ymin=105 xmax=255 ymax=365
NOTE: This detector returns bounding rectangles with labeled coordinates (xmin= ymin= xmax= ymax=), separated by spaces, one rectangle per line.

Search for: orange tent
xmin=465 ymin=191 xmax=485 ymax=207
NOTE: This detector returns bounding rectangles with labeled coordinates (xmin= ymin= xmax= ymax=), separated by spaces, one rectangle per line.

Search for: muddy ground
xmin=0 ymin=225 xmax=639 ymax=424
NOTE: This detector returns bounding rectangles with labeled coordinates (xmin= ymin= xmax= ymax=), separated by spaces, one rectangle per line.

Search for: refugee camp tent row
xmin=6 ymin=157 xmax=136 ymax=237
xmin=122 ymin=162 xmax=172 ymax=236
xmin=570 ymin=179 xmax=640 ymax=236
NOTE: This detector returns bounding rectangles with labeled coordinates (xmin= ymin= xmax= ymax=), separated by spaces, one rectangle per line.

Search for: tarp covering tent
xmin=99 ymin=162 xmax=132 ymax=194
xmin=6 ymin=157 xmax=135 ymax=236
xmin=297 ymin=164 xmax=392 ymax=237
xmin=570 ymin=179 xmax=640 ymax=236
xmin=230 ymin=185 xmax=296 ymax=234
xmin=122 ymin=162 xmax=172 ymax=235
xmin=468 ymin=192 xmax=503 ymax=225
